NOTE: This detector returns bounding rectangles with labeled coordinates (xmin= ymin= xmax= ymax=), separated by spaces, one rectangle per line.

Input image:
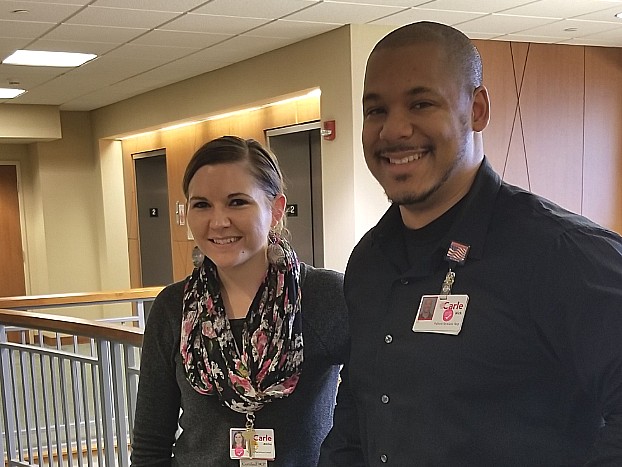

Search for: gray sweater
xmin=131 ymin=263 xmax=349 ymax=467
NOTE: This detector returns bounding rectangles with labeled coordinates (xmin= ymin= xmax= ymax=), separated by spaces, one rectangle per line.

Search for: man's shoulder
xmin=496 ymin=182 xmax=612 ymax=236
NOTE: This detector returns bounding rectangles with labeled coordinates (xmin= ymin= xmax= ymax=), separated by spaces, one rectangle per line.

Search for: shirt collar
xmin=371 ymin=157 xmax=501 ymax=267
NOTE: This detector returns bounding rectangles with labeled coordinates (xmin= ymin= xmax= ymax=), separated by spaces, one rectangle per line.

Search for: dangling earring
xmin=267 ymin=232 xmax=286 ymax=269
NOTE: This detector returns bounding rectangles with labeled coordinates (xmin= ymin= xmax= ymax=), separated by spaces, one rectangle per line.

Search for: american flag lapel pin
xmin=446 ymin=241 xmax=470 ymax=265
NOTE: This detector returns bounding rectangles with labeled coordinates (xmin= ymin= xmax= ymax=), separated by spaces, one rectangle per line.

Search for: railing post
xmin=97 ymin=340 xmax=117 ymax=467
xmin=136 ymin=301 xmax=146 ymax=329
xmin=0 ymin=325 xmax=18 ymax=466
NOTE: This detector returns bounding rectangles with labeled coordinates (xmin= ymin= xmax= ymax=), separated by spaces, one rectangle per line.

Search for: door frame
xmin=0 ymin=161 xmax=30 ymax=295
xmin=265 ymin=121 xmax=324 ymax=267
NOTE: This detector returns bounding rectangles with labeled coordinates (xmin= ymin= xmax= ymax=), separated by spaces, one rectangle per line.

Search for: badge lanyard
xmin=230 ymin=411 xmax=276 ymax=465
xmin=413 ymin=240 xmax=471 ymax=335
xmin=441 ymin=240 xmax=470 ymax=294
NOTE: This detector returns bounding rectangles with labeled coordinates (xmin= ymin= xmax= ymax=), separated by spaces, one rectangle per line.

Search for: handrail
xmin=0 ymin=286 xmax=164 ymax=310
xmin=0 ymin=287 xmax=163 ymax=466
xmin=0 ymin=309 xmax=144 ymax=347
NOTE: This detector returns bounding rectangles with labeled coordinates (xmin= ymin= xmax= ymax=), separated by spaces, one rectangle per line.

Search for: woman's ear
xmin=471 ymin=85 xmax=490 ymax=132
xmin=271 ymin=193 xmax=287 ymax=228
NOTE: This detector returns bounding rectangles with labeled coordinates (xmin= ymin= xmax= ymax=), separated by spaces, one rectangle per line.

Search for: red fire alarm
xmin=322 ymin=120 xmax=336 ymax=141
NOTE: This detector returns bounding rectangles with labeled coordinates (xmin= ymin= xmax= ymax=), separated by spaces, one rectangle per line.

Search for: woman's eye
xmin=412 ymin=101 xmax=432 ymax=110
xmin=230 ymin=198 xmax=249 ymax=207
xmin=191 ymin=201 xmax=209 ymax=209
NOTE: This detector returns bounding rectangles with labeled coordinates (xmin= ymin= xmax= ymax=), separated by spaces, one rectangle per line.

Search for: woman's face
xmin=186 ymin=161 xmax=285 ymax=274
xmin=234 ymin=432 xmax=244 ymax=446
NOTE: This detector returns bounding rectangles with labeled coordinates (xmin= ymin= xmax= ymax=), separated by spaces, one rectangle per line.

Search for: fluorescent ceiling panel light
xmin=2 ymin=50 xmax=96 ymax=67
xmin=0 ymin=88 xmax=26 ymax=98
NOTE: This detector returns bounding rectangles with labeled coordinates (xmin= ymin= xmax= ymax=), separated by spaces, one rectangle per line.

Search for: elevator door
xmin=134 ymin=152 xmax=174 ymax=287
xmin=267 ymin=123 xmax=323 ymax=267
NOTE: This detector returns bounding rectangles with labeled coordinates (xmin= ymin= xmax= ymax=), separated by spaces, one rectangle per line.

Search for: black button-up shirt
xmin=320 ymin=158 xmax=622 ymax=466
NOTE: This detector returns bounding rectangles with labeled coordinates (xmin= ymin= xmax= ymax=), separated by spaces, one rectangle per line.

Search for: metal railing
xmin=0 ymin=288 xmax=162 ymax=467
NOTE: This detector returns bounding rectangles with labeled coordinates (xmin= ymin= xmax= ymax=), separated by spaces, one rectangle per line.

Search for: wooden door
xmin=0 ymin=164 xmax=26 ymax=297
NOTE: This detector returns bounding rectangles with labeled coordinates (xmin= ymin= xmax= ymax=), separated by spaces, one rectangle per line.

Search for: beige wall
xmin=3 ymin=24 xmax=622 ymax=311
xmin=0 ymin=105 xmax=61 ymax=143
xmin=91 ymin=26 xmax=360 ymax=277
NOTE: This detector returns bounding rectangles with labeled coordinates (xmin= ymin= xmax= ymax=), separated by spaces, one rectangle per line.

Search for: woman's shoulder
xmin=147 ymin=279 xmax=187 ymax=325
xmin=300 ymin=262 xmax=344 ymax=290
xmin=299 ymin=263 xmax=346 ymax=317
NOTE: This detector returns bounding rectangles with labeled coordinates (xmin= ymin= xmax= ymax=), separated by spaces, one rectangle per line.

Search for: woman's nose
xmin=210 ymin=208 xmax=231 ymax=228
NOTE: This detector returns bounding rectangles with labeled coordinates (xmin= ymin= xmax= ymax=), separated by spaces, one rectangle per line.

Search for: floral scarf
xmin=180 ymin=234 xmax=303 ymax=414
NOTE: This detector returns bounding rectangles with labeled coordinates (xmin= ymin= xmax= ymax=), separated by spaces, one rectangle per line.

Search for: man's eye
xmin=364 ymin=107 xmax=385 ymax=117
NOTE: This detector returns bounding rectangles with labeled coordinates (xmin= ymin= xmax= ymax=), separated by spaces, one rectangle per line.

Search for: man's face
xmin=362 ymin=42 xmax=477 ymax=211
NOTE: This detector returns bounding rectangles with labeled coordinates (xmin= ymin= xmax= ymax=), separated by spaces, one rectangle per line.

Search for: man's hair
xmin=371 ymin=21 xmax=483 ymax=91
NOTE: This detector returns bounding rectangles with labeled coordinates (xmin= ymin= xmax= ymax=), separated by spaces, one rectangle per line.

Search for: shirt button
xmin=380 ymin=454 xmax=388 ymax=463
xmin=384 ymin=334 xmax=393 ymax=344
xmin=381 ymin=394 xmax=389 ymax=404
xmin=400 ymin=278 xmax=409 ymax=285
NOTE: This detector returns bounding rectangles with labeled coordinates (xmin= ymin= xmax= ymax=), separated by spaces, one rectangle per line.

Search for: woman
xmin=131 ymin=136 xmax=349 ymax=466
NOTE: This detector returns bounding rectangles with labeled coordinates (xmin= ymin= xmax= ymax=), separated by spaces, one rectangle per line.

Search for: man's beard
xmin=388 ymin=148 xmax=462 ymax=206
xmin=388 ymin=127 xmax=470 ymax=206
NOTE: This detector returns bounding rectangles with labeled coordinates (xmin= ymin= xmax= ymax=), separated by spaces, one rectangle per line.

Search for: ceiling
xmin=1 ymin=0 xmax=621 ymax=111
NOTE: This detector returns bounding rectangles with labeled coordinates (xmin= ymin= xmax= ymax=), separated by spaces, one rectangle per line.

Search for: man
xmin=319 ymin=21 xmax=622 ymax=466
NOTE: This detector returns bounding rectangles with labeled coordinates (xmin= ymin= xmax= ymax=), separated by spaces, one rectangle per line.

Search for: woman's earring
xmin=267 ymin=242 xmax=286 ymax=269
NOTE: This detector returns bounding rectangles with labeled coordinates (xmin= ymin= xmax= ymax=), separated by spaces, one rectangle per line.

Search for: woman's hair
xmin=183 ymin=135 xmax=284 ymax=198
xmin=183 ymin=135 xmax=287 ymax=232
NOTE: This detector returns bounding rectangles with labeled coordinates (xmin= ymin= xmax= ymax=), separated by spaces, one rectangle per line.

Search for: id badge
xmin=412 ymin=294 xmax=469 ymax=335
xmin=230 ymin=428 xmax=275 ymax=461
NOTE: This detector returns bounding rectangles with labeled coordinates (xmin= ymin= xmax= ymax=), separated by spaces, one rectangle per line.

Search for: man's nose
xmin=379 ymin=109 xmax=413 ymax=141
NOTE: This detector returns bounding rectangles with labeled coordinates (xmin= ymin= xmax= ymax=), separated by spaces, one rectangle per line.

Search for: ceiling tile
xmin=250 ymin=19 xmax=342 ymax=39
xmin=519 ymin=18 xmax=621 ymax=37
xmin=371 ymin=8 xmax=488 ymax=26
xmin=0 ymin=1 xmax=84 ymax=22
xmin=27 ymin=38 xmax=118 ymax=54
xmin=132 ymin=29 xmax=232 ymax=48
xmin=311 ymin=0 xmax=427 ymax=7
xmin=104 ymin=43 xmax=198 ymax=61
xmin=15 ymin=0 xmax=90 ymax=5
xmin=0 ymin=63 xmax=71 ymax=88
xmin=162 ymin=13 xmax=270 ymax=34
xmin=0 ymin=19 xmax=54 ymax=39
xmin=43 ymin=24 xmax=147 ymax=43
xmin=285 ymin=1 xmax=407 ymax=23
xmin=418 ymin=0 xmax=536 ymax=14
xmin=91 ymin=0 xmax=211 ymax=12
xmin=457 ymin=13 xmax=560 ymax=35
xmin=501 ymin=0 xmax=614 ymax=18
xmin=193 ymin=0 xmax=309 ymax=18
xmin=572 ymin=4 xmax=622 ymax=21
xmin=65 ymin=5 xmax=179 ymax=28
xmin=0 ymin=38 xmax=31 ymax=59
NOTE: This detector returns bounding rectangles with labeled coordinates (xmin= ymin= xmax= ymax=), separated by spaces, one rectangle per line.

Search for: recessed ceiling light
xmin=0 ymin=88 xmax=26 ymax=98
xmin=2 ymin=50 xmax=97 ymax=67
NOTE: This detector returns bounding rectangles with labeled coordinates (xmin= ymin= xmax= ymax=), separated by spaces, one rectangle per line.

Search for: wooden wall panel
xmin=583 ymin=47 xmax=622 ymax=233
xmin=520 ymin=44 xmax=584 ymax=214
xmin=122 ymin=96 xmax=320 ymax=285
xmin=477 ymin=40 xmax=526 ymax=185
